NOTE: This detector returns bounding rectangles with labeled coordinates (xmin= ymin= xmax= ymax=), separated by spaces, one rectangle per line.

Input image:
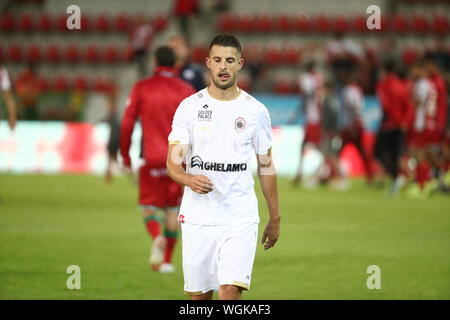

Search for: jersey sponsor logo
xmin=190 ymin=156 xmax=247 ymax=172
xmin=198 ymin=109 xmax=212 ymax=121
xmin=235 ymin=117 xmax=246 ymax=133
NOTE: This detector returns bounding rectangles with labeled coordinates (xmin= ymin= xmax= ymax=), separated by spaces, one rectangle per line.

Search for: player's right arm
xmin=166 ymin=98 xmax=213 ymax=194
xmin=166 ymin=144 xmax=213 ymax=194
xmin=119 ymin=84 xmax=140 ymax=170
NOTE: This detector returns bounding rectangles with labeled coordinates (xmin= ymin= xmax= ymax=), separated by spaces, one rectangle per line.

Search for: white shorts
xmin=181 ymin=221 xmax=259 ymax=296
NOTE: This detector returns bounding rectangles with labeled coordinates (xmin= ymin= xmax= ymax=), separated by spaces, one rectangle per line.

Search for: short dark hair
xmin=208 ymin=34 xmax=242 ymax=54
xmin=155 ymin=46 xmax=176 ymax=67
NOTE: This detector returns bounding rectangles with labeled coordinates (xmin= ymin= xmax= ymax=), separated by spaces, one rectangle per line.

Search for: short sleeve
xmin=0 ymin=68 xmax=11 ymax=91
xmin=252 ymin=105 xmax=272 ymax=155
xmin=168 ymin=99 xmax=191 ymax=145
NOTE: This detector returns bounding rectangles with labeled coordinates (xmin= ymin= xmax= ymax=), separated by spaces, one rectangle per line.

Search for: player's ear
xmin=238 ymin=57 xmax=244 ymax=70
xmin=206 ymin=56 xmax=211 ymax=70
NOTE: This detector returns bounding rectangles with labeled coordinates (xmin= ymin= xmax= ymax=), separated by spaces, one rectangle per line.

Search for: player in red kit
xmin=375 ymin=60 xmax=415 ymax=195
xmin=120 ymin=46 xmax=195 ymax=272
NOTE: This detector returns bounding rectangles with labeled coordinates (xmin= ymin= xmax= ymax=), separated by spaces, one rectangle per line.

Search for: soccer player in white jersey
xmin=166 ymin=34 xmax=281 ymax=300
xmin=0 ymin=65 xmax=17 ymax=130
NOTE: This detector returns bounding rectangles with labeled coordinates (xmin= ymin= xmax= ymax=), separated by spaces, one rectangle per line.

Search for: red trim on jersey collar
xmin=154 ymin=66 xmax=177 ymax=78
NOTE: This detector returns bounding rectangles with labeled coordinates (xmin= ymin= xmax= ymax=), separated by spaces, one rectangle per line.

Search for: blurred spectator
xmin=318 ymin=80 xmax=346 ymax=189
xmin=340 ymin=67 xmax=373 ymax=185
xmin=292 ymin=61 xmax=324 ymax=187
xmin=129 ymin=16 xmax=154 ymax=78
xmin=15 ymin=66 xmax=41 ymax=121
xmin=0 ymin=65 xmax=17 ymax=130
xmin=104 ymin=93 xmax=120 ymax=184
xmin=169 ymin=34 xmax=205 ymax=91
xmin=374 ymin=59 xmax=414 ymax=195
xmin=326 ymin=33 xmax=362 ymax=86
xmin=173 ymin=0 xmax=200 ymax=44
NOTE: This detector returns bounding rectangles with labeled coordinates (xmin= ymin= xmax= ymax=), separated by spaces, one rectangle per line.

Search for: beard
xmin=211 ymin=75 xmax=235 ymax=90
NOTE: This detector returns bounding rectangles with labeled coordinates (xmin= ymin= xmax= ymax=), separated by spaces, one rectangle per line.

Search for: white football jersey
xmin=299 ymin=72 xmax=322 ymax=124
xmin=168 ymin=88 xmax=272 ymax=225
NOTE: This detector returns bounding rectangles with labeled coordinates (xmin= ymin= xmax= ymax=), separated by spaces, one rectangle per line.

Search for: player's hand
xmin=122 ymin=165 xmax=134 ymax=178
xmin=261 ymin=217 xmax=280 ymax=250
xmin=187 ymin=175 xmax=213 ymax=194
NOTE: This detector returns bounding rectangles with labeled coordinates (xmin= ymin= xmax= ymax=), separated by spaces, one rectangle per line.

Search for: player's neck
xmin=207 ymin=84 xmax=241 ymax=101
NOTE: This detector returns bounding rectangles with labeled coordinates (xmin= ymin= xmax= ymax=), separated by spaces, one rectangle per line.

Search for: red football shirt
xmin=376 ymin=73 xmax=414 ymax=131
xmin=120 ymin=66 xmax=195 ymax=168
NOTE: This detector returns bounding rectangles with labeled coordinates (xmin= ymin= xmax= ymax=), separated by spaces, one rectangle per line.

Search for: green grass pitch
xmin=0 ymin=174 xmax=448 ymax=299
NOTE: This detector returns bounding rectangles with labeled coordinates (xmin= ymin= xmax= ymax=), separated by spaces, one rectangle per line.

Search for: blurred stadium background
xmin=0 ymin=0 xmax=449 ymax=300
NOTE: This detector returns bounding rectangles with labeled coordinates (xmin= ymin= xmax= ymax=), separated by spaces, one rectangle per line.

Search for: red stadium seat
xmin=413 ymin=14 xmax=429 ymax=33
xmin=56 ymin=14 xmax=67 ymax=32
xmin=294 ymin=14 xmax=310 ymax=33
xmin=432 ymin=14 xmax=448 ymax=33
xmin=275 ymin=14 xmax=292 ymax=33
xmin=104 ymin=45 xmax=119 ymax=63
xmin=191 ymin=45 xmax=208 ymax=64
xmin=92 ymin=75 xmax=114 ymax=94
xmin=255 ymin=14 xmax=273 ymax=33
xmin=153 ymin=14 xmax=168 ymax=32
xmin=392 ymin=14 xmax=410 ymax=33
xmin=38 ymin=13 xmax=52 ymax=32
xmin=94 ymin=14 xmax=109 ymax=32
xmin=284 ymin=44 xmax=301 ymax=65
xmin=84 ymin=45 xmax=99 ymax=63
xmin=26 ymin=44 xmax=40 ymax=63
xmin=73 ymin=75 xmax=89 ymax=91
xmin=7 ymin=44 xmax=22 ymax=63
xmin=333 ymin=15 xmax=350 ymax=33
xmin=80 ymin=15 xmax=89 ymax=32
xmin=64 ymin=45 xmax=79 ymax=63
xmin=242 ymin=42 xmax=262 ymax=64
xmin=37 ymin=75 xmax=49 ymax=91
xmin=18 ymin=13 xmax=33 ymax=33
xmin=53 ymin=76 xmax=68 ymax=92
xmin=1 ymin=13 xmax=14 ymax=33
xmin=313 ymin=15 xmax=330 ymax=33
xmin=264 ymin=44 xmax=282 ymax=65
xmin=218 ymin=12 xmax=234 ymax=32
xmin=236 ymin=13 xmax=254 ymax=33
xmin=114 ymin=14 xmax=129 ymax=33
xmin=353 ymin=14 xmax=368 ymax=33
xmin=46 ymin=44 xmax=60 ymax=63
xmin=0 ymin=45 xmax=3 ymax=62
xmin=402 ymin=48 xmax=418 ymax=66
xmin=274 ymin=76 xmax=293 ymax=95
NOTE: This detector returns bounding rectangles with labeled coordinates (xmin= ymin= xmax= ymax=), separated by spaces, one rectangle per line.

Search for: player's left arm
xmin=257 ymin=148 xmax=281 ymax=250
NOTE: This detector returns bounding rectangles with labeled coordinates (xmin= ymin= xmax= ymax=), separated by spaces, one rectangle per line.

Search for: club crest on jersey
xmin=235 ymin=117 xmax=246 ymax=133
